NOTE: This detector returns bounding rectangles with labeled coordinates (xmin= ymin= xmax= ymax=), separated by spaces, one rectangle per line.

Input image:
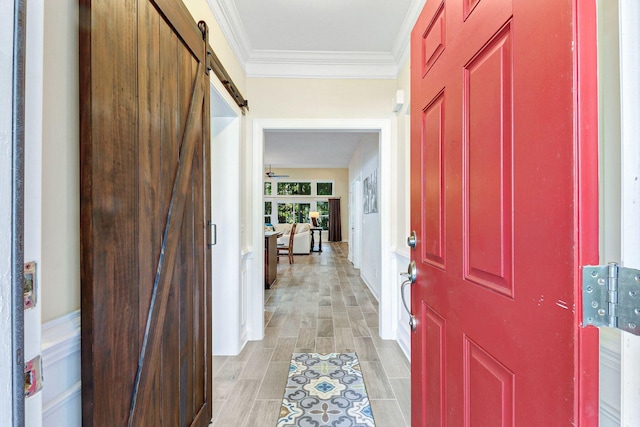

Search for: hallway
xmin=210 ymin=243 xmax=411 ymax=426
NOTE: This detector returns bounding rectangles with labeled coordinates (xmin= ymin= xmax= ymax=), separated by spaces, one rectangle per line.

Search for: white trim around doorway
xmin=250 ymin=119 xmax=395 ymax=342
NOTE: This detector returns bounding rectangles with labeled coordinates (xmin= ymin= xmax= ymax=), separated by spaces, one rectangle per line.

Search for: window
xmin=264 ymin=201 xmax=272 ymax=224
xmin=316 ymin=201 xmax=329 ymax=230
xmin=277 ymin=182 xmax=312 ymax=196
xmin=316 ymin=182 xmax=333 ymax=196
xmin=264 ymin=178 xmax=335 ymax=228
xmin=277 ymin=203 xmax=310 ymax=224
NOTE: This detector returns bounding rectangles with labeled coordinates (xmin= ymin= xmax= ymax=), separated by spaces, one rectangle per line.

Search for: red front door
xmin=409 ymin=0 xmax=599 ymax=425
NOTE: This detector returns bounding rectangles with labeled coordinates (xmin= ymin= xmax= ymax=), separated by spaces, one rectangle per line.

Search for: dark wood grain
xmin=80 ymin=0 xmax=139 ymax=425
xmin=129 ymin=64 xmax=205 ymax=425
xmin=80 ymin=0 xmax=212 ymax=425
xmin=153 ymin=0 xmax=206 ymax=63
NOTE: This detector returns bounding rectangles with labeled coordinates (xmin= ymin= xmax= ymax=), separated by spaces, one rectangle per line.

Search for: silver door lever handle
xmin=400 ymin=261 xmax=417 ymax=332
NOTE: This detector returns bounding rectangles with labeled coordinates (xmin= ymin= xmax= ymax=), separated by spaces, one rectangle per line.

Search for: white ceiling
xmin=208 ymin=0 xmax=426 ymax=79
xmin=264 ymin=130 xmax=377 ymax=169
xmin=208 ymin=0 xmax=420 ymax=168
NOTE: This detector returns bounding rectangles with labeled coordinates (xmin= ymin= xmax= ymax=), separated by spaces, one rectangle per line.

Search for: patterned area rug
xmin=277 ymin=353 xmax=375 ymax=427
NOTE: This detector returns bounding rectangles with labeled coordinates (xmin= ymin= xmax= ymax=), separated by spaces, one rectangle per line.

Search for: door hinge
xmin=582 ymin=263 xmax=640 ymax=336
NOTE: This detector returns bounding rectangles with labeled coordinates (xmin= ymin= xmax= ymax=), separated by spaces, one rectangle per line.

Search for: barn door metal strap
xmin=583 ymin=263 xmax=640 ymax=336
xmin=128 ymin=62 xmax=206 ymax=426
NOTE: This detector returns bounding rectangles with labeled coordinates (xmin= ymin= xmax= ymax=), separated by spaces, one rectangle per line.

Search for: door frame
xmin=250 ymin=119 xmax=396 ymax=340
xmin=210 ymin=78 xmax=244 ymax=356
xmin=596 ymin=1 xmax=640 ymax=424
xmin=2 ymin=0 xmax=26 ymax=424
xmin=601 ymin=0 xmax=640 ymax=424
xmin=618 ymin=2 xmax=640 ymax=423
xmin=349 ymin=177 xmax=363 ymax=269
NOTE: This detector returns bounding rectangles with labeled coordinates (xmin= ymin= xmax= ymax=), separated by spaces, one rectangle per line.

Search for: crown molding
xmin=391 ymin=0 xmax=426 ymax=65
xmin=207 ymin=0 xmax=252 ymax=66
xmin=246 ymin=50 xmax=399 ymax=79
xmin=208 ymin=0 xmax=425 ymax=79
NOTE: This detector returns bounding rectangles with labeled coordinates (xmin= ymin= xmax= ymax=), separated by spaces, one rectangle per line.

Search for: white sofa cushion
xmin=274 ymin=223 xmax=311 ymax=254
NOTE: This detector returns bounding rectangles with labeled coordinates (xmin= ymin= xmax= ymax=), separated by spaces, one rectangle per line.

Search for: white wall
xmin=391 ymin=59 xmax=412 ymax=359
xmin=393 ymin=60 xmax=411 ymax=251
xmin=41 ymin=0 xmax=79 ymax=322
xmin=211 ymin=114 xmax=245 ymax=355
xmin=245 ymin=77 xmax=398 ymax=250
xmin=349 ymin=135 xmax=381 ymax=299
xmin=0 ymin=0 xmax=16 ymax=422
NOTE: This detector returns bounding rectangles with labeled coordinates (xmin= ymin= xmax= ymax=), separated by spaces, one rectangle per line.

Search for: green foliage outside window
xmin=264 ymin=202 xmax=272 ymax=225
xmin=264 ymin=182 xmax=272 ymax=195
xmin=316 ymin=182 xmax=333 ymax=196
xmin=277 ymin=203 xmax=310 ymax=224
xmin=277 ymin=182 xmax=312 ymax=196
xmin=277 ymin=203 xmax=293 ymax=224
xmin=316 ymin=201 xmax=329 ymax=230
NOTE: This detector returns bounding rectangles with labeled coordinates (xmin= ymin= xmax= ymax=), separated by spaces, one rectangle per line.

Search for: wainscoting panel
xmin=393 ymin=250 xmax=412 ymax=361
xmin=41 ymin=310 xmax=81 ymax=426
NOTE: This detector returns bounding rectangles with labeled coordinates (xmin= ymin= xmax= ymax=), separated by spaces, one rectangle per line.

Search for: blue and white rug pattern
xmin=277 ymin=353 xmax=375 ymax=427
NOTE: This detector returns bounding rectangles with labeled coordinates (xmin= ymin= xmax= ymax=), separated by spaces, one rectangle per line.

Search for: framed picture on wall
xmin=363 ymin=169 xmax=378 ymax=214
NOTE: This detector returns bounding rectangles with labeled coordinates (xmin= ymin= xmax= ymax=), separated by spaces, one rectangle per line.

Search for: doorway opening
xmin=250 ymin=119 xmax=398 ymax=343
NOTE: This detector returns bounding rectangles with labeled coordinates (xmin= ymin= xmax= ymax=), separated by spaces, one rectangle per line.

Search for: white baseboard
xmin=360 ymin=273 xmax=380 ymax=302
xmin=42 ymin=310 xmax=81 ymax=426
xmin=396 ymin=318 xmax=411 ymax=363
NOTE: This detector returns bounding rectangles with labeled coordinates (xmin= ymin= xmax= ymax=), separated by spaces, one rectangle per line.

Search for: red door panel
xmin=464 ymin=337 xmax=514 ymax=427
xmin=422 ymin=92 xmax=446 ymax=268
xmin=463 ymin=23 xmax=513 ymax=295
xmin=410 ymin=0 xmax=599 ymax=425
xmin=423 ymin=304 xmax=446 ymax=426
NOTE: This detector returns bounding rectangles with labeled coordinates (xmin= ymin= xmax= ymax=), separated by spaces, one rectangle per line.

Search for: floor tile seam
xmin=369 ymin=338 xmax=411 ymax=377
xmin=361 ymin=359 xmax=399 ymax=401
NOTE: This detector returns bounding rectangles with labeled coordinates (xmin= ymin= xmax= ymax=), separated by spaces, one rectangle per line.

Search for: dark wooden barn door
xmin=80 ymin=0 xmax=212 ymax=425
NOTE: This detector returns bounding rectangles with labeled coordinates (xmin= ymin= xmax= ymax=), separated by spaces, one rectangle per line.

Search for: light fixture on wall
xmin=309 ymin=211 xmax=320 ymax=227
xmin=392 ymin=89 xmax=405 ymax=113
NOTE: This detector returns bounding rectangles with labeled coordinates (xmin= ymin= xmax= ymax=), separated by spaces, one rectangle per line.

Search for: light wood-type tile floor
xmin=210 ymin=243 xmax=411 ymax=427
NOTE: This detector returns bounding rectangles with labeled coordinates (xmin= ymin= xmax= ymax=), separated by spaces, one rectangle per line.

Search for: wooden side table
xmin=264 ymin=231 xmax=282 ymax=288
xmin=310 ymin=227 xmax=323 ymax=252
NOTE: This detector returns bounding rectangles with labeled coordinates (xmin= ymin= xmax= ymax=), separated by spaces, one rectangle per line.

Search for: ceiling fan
xmin=265 ymin=165 xmax=289 ymax=178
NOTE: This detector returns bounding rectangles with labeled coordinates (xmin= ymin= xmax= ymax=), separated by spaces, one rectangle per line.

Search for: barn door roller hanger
xmin=582 ymin=263 xmax=640 ymax=336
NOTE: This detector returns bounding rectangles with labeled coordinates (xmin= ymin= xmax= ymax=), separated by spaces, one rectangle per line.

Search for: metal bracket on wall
xmin=582 ymin=263 xmax=640 ymax=336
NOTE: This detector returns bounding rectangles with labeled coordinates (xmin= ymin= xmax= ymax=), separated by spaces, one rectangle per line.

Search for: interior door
xmin=79 ymin=0 xmax=212 ymax=425
xmin=409 ymin=0 xmax=599 ymax=425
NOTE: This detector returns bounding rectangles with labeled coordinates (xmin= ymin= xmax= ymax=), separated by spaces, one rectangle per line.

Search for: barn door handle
xmin=207 ymin=221 xmax=216 ymax=248
xmin=400 ymin=261 xmax=417 ymax=332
